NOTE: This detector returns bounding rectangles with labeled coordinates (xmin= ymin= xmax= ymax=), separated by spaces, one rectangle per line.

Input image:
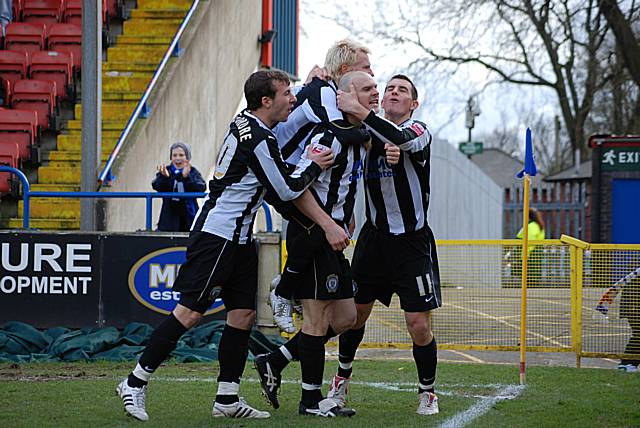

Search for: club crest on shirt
xmin=326 ymin=274 xmax=339 ymax=293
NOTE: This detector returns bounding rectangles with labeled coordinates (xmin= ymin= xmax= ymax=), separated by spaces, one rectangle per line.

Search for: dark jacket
xmin=152 ymin=166 xmax=206 ymax=231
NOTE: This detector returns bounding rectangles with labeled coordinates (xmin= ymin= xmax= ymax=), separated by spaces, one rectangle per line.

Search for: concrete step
xmin=30 ymin=183 xmax=80 ymax=192
xmin=122 ymin=21 xmax=180 ymax=36
xmin=75 ymin=103 xmax=137 ymax=121
xmin=66 ymin=120 xmax=127 ymax=132
xmin=103 ymin=62 xmax=157 ymax=74
xmin=45 ymin=151 xmax=111 ymax=163
xmin=18 ymin=199 xmax=79 ymax=219
xmin=103 ymin=91 xmax=146 ymax=102
xmin=138 ymin=0 xmax=191 ymax=10
xmin=116 ymin=35 xmax=173 ymax=45
xmin=130 ymin=9 xmax=187 ymax=19
xmin=38 ymin=166 xmax=81 ymax=184
xmin=107 ymin=46 xmax=166 ymax=63
xmin=9 ymin=217 xmax=79 ymax=230
xmin=57 ymin=135 xmax=119 ymax=151
xmin=103 ymin=75 xmax=151 ymax=93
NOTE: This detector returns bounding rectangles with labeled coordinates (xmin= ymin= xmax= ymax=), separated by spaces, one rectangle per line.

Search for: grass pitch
xmin=1 ymin=359 xmax=638 ymax=427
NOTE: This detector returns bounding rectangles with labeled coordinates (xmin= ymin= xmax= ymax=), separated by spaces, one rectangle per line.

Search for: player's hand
xmin=304 ymin=65 xmax=329 ymax=84
xmin=336 ymin=84 xmax=361 ymax=113
xmin=157 ymin=164 xmax=170 ymax=177
xmin=385 ymin=143 xmax=401 ymax=165
xmin=307 ymin=144 xmax=334 ymax=170
xmin=181 ymin=160 xmax=191 ymax=177
xmin=323 ymin=221 xmax=350 ymax=251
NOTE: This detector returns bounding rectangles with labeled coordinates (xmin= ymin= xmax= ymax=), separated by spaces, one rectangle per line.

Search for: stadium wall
xmin=428 ymin=140 xmax=503 ymax=239
xmin=103 ymin=0 xmax=262 ymax=231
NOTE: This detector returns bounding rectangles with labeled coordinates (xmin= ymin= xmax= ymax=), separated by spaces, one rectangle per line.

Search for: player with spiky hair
xmin=255 ymin=74 xmax=441 ymax=417
xmin=269 ymin=39 xmax=427 ymax=333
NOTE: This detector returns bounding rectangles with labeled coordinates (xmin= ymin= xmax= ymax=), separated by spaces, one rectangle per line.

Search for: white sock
xmin=132 ymin=363 xmax=152 ymax=383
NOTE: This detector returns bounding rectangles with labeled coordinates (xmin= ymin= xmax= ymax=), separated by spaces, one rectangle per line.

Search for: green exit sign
xmin=459 ymin=142 xmax=483 ymax=155
xmin=601 ymin=147 xmax=640 ymax=171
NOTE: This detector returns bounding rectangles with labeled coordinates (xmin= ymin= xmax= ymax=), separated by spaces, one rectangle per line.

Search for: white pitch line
xmin=437 ymin=384 xmax=525 ymax=428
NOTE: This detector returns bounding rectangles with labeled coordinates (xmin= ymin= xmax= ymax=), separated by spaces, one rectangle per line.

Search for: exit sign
xmin=459 ymin=142 xmax=483 ymax=156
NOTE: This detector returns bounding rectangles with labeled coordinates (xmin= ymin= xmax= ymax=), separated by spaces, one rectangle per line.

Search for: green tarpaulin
xmin=0 ymin=321 xmax=285 ymax=363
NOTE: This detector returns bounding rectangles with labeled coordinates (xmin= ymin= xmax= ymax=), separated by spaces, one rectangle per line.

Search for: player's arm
xmin=291 ymin=134 xmax=350 ymax=250
xmin=293 ymin=190 xmax=350 ymax=251
xmin=252 ymin=137 xmax=331 ymax=201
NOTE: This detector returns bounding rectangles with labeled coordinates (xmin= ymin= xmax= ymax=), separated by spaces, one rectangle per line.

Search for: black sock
xmin=413 ymin=338 xmax=437 ymax=393
xmin=337 ymin=326 xmax=365 ymax=378
xmin=325 ymin=326 xmax=337 ymax=342
xmin=215 ymin=324 xmax=251 ymax=403
xmin=269 ymin=331 xmax=300 ymax=371
xmin=299 ymin=332 xmax=325 ymax=407
xmin=129 ymin=314 xmax=187 ymax=386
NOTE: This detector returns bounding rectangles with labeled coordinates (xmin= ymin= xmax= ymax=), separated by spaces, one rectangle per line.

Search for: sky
xmin=297 ymin=1 xmax=556 ymax=152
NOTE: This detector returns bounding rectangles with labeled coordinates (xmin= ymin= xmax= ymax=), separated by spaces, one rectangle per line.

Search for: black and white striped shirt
xmin=274 ymin=77 xmax=369 ymax=165
xmin=362 ymin=115 xmax=432 ymax=235
xmin=192 ymin=110 xmax=322 ymax=243
xmin=295 ymin=128 xmax=367 ymax=225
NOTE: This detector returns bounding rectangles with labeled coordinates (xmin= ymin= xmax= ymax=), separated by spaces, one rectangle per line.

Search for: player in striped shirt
xmin=269 ymin=40 xmax=425 ymax=331
xmin=115 ymin=70 xmax=334 ymax=422
xmin=326 ymin=74 xmax=442 ymax=416
xmin=254 ymin=72 xmax=401 ymax=417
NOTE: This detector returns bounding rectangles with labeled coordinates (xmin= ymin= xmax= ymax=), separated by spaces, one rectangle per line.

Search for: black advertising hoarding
xmin=0 ymin=232 xmax=101 ymax=327
xmin=101 ymin=233 xmax=226 ymax=328
xmin=0 ymin=232 xmax=227 ymax=328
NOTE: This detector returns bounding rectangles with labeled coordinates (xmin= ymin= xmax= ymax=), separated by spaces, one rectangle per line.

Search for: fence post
xmin=562 ymin=235 xmax=589 ymax=368
xmin=146 ymin=195 xmax=153 ymax=231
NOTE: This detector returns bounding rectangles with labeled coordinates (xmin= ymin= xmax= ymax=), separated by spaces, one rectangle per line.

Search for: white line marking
xmin=448 ymin=350 xmax=485 ymax=364
xmin=437 ymin=384 xmax=525 ymax=428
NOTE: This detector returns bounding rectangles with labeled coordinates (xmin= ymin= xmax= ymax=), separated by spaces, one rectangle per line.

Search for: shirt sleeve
xmin=364 ymin=113 xmax=432 ymax=163
xmin=251 ymin=137 xmax=322 ymax=201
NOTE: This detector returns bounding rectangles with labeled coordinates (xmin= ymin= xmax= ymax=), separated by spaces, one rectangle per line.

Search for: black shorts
xmin=173 ymin=232 xmax=258 ymax=313
xmin=351 ymin=222 xmax=442 ymax=312
xmin=288 ymin=219 xmax=355 ymax=301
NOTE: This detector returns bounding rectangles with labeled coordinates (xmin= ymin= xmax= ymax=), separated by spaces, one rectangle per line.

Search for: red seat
xmin=0 ymin=141 xmax=20 ymax=194
xmin=11 ymin=79 xmax=56 ymax=129
xmin=0 ymin=108 xmax=38 ymax=161
xmin=0 ymin=50 xmax=29 ymax=88
xmin=5 ymin=23 xmax=47 ymax=55
xmin=23 ymin=0 xmax=62 ymax=25
xmin=47 ymin=23 xmax=81 ymax=70
xmin=29 ymin=50 xmax=73 ymax=99
xmin=63 ymin=0 xmax=107 ymax=26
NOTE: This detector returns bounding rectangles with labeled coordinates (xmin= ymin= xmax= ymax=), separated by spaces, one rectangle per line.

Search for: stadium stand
xmin=0 ymin=141 xmax=19 ymax=195
xmin=22 ymin=0 xmax=63 ymax=25
xmin=0 ymin=50 xmax=29 ymax=87
xmin=47 ymin=23 xmax=81 ymax=70
xmin=1 ymin=0 xmax=192 ymax=230
xmin=0 ymin=107 xmax=38 ymax=161
xmin=11 ymin=78 xmax=57 ymax=130
xmin=4 ymin=22 xmax=47 ymax=55
xmin=29 ymin=50 xmax=74 ymax=100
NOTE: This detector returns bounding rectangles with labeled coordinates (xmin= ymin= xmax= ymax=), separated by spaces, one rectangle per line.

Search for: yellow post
xmin=575 ymin=247 xmax=584 ymax=368
xmin=520 ymin=175 xmax=531 ymax=385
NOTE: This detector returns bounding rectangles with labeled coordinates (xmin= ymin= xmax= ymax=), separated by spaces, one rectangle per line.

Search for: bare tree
xmin=599 ymin=0 xmax=640 ymax=87
xmin=315 ymin=0 xmax=639 ymax=160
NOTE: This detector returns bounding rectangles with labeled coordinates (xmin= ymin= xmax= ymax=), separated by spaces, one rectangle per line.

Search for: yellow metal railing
xmin=279 ymin=236 xmax=640 ymax=367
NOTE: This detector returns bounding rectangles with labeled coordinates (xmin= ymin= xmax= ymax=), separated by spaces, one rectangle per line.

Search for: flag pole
xmin=517 ymin=128 xmax=536 ymax=386
xmin=520 ymin=174 xmax=530 ymax=385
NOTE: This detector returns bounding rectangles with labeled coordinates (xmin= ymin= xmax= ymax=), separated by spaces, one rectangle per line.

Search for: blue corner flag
xmin=516 ymin=128 xmax=537 ymax=178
